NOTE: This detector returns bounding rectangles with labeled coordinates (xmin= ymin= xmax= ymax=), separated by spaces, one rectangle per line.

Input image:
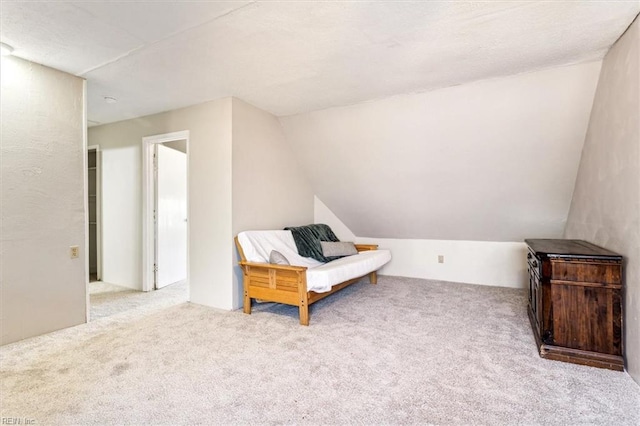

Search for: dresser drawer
xmin=550 ymin=259 xmax=622 ymax=285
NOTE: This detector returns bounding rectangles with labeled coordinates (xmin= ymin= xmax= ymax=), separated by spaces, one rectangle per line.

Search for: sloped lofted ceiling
xmin=1 ymin=1 xmax=638 ymax=126
xmin=280 ymin=61 xmax=604 ymax=241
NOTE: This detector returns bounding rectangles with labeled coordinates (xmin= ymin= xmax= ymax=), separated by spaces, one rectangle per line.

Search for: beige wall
xmin=280 ymin=61 xmax=602 ymax=242
xmin=565 ymin=18 xmax=640 ymax=384
xmin=92 ymin=126 xmax=141 ymax=290
xmin=231 ymin=98 xmax=314 ymax=307
xmin=89 ymin=98 xmax=234 ymax=308
xmin=89 ymin=97 xmax=313 ymax=310
xmin=0 ymin=57 xmax=86 ymax=345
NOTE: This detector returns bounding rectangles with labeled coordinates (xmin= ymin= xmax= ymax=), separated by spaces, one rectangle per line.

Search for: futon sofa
xmin=235 ymin=225 xmax=391 ymax=325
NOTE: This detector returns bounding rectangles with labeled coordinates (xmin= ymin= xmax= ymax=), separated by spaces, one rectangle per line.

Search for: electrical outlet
xmin=70 ymin=245 xmax=79 ymax=259
xmin=438 ymin=255 xmax=444 ymax=264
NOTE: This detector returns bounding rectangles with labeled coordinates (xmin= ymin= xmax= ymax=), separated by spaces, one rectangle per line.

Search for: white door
xmin=155 ymin=144 xmax=187 ymax=289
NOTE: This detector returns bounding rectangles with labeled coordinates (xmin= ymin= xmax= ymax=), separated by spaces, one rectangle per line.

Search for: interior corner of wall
xmin=314 ymin=195 xmax=357 ymax=240
xmin=230 ymin=96 xmax=253 ymax=114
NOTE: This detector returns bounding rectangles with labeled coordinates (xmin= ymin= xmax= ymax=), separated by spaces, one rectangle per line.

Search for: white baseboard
xmin=357 ymin=237 xmax=528 ymax=289
xmin=315 ymin=195 xmax=528 ymax=289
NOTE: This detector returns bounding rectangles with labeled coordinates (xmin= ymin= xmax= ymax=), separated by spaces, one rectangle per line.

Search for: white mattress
xmin=306 ymin=249 xmax=391 ymax=293
xmin=237 ymin=230 xmax=391 ymax=293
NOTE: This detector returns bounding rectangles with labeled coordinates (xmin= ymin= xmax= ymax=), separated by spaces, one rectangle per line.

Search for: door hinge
xmin=153 ymin=264 xmax=158 ymax=273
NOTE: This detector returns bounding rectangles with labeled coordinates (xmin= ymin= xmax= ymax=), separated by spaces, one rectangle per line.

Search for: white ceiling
xmin=1 ymin=1 xmax=638 ymax=125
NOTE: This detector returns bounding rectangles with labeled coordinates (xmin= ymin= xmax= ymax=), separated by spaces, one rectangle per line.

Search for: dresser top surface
xmin=525 ymin=239 xmax=622 ymax=260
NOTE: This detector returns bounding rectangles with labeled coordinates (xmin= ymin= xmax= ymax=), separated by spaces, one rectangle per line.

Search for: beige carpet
xmin=1 ymin=276 xmax=639 ymax=425
xmin=89 ymin=280 xmax=188 ymax=320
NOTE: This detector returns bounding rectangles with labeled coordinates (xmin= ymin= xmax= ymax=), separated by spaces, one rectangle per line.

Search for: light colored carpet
xmin=89 ymin=280 xmax=188 ymax=320
xmin=1 ymin=276 xmax=639 ymax=425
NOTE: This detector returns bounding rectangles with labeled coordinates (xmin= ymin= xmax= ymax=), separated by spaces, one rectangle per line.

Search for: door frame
xmin=87 ymin=145 xmax=102 ymax=281
xmin=141 ymin=130 xmax=190 ymax=292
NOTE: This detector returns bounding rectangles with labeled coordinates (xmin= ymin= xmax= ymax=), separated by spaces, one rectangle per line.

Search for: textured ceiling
xmin=1 ymin=1 xmax=638 ymax=125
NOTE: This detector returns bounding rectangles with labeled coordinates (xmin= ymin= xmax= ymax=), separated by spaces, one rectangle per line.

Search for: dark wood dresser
xmin=525 ymin=239 xmax=624 ymax=370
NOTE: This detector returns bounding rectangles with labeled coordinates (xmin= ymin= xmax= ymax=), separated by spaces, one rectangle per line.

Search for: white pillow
xmin=269 ymin=250 xmax=290 ymax=265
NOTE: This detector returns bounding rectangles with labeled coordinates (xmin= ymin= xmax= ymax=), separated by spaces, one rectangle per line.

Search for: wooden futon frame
xmin=235 ymin=237 xmax=379 ymax=325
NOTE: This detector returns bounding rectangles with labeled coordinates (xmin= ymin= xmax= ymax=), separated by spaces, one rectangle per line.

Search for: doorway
xmin=87 ymin=146 xmax=101 ymax=282
xmin=142 ymin=131 xmax=190 ymax=292
xmin=154 ymin=141 xmax=188 ymax=289
xmin=87 ymin=131 xmax=189 ymax=321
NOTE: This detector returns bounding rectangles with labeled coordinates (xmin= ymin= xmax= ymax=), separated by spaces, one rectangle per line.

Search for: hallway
xmin=89 ymin=281 xmax=188 ymax=320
